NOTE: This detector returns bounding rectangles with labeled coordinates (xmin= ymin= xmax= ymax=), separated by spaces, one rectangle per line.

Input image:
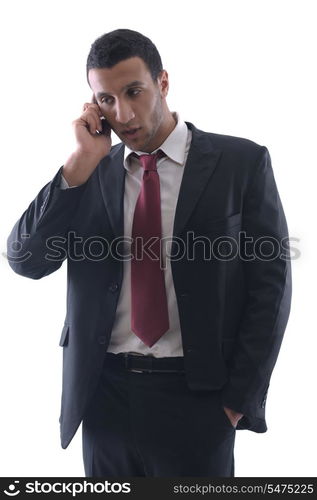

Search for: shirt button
xmin=98 ymin=336 xmax=106 ymax=344
xmin=108 ymin=282 xmax=119 ymax=293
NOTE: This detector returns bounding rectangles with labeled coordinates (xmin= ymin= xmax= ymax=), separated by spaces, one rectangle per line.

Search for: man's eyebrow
xmin=96 ymin=81 xmax=145 ymax=99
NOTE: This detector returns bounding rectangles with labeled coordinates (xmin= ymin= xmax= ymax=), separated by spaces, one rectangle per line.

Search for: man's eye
xmin=129 ymin=89 xmax=141 ymax=96
xmin=101 ymin=97 xmax=114 ymax=105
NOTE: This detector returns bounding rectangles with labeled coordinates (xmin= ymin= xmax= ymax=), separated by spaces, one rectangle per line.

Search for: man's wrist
xmin=223 ymin=406 xmax=244 ymax=427
xmin=62 ymin=151 xmax=100 ymax=187
xmin=60 ymin=173 xmax=78 ymax=189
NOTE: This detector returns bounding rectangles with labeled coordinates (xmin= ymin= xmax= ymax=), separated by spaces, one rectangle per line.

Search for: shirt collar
xmin=123 ymin=112 xmax=188 ymax=170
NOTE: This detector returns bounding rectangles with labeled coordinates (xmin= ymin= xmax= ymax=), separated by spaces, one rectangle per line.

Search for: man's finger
xmin=82 ymin=102 xmax=98 ymax=112
xmin=82 ymin=101 xmax=103 ymax=116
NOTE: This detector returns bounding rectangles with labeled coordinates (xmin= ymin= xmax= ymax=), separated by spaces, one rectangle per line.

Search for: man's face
xmin=88 ymin=57 xmax=169 ymax=152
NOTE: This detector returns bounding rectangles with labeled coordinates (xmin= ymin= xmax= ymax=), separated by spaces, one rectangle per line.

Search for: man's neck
xmin=146 ymin=111 xmax=177 ymax=152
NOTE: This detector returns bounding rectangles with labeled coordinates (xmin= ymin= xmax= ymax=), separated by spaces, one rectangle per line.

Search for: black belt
xmin=107 ymin=352 xmax=185 ymax=373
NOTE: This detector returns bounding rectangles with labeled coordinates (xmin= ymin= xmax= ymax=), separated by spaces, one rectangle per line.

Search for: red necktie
xmin=131 ymin=151 xmax=169 ymax=347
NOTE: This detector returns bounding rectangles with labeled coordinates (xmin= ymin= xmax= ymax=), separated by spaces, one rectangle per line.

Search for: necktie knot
xmin=136 ymin=150 xmax=164 ymax=171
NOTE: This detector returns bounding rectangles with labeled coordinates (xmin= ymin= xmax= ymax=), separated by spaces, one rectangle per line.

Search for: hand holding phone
xmin=91 ymin=96 xmax=111 ymax=136
xmin=62 ymin=96 xmax=112 ymax=187
xmin=72 ymin=95 xmax=112 ymax=156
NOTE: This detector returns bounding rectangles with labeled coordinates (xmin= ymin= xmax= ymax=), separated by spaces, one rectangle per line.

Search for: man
xmin=6 ymin=29 xmax=292 ymax=477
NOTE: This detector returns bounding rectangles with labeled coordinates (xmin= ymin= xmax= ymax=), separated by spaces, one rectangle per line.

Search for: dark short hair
xmin=86 ymin=29 xmax=163 ymax=84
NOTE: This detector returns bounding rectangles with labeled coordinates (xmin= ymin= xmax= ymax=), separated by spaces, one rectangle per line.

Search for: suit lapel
xmin=98 ymin=143 xmax=126 ymax=238
xmin=173 ymin=122 xmax=222 ymax=237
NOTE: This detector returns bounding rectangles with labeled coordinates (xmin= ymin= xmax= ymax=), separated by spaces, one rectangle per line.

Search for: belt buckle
xmin=140 ymin=355 xmax=154 ymax=374
xmin=132 ymin=353 xmax=154 ymax=373
xmin=123 ymin=352 xmax=149 ymax=373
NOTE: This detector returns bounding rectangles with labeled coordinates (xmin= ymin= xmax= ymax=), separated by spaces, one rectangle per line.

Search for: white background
xmin=0 ymin=0 xmax=316 ymax=477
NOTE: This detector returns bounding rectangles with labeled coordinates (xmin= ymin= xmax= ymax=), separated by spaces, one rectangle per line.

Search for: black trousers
xmin=82 ymin=353 xmax=236 ymax=477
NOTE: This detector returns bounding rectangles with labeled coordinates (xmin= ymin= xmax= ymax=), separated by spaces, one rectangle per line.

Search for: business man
xmin=6 ymin=29 xmax=292 ymax=477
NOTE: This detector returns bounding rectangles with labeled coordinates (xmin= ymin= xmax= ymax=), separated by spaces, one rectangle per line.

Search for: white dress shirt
xmin=60 ymin=112 xmax=192 ymax=357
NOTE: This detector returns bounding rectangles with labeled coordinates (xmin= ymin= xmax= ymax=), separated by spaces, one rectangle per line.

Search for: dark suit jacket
xmin=7 ymin=122 xmax=292 ymax=449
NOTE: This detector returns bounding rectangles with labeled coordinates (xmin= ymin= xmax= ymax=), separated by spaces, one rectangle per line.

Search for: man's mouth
xmin=122 ymin=127 xmax=141 ymax=138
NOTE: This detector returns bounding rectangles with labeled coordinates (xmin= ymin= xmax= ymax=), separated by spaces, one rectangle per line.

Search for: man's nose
xmin=115 ymin=101 xmax=135 ymax=124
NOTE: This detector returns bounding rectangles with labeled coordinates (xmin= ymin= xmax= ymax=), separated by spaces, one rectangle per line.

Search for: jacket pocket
xmin=59 ymin=324 xmax=69 ymax=347
xmin=197 ymin=212 xmax=242 ymax=233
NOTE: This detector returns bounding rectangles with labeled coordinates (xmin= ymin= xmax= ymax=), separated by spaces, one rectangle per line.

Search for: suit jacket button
xmin=108 ymin=283 xmax=119 ymax=293
xmin=98 ymin=336 xmax=106 ymax=344
xmin=180 ymin=293 xmax=190 ymax=302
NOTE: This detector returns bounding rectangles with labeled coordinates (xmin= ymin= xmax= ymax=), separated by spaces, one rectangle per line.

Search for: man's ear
xmin=157 ymin=70 xmax=169 ymax=97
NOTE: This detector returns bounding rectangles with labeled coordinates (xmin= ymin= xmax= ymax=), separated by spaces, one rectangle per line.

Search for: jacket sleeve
xmin=6 ymin=166 xmax=88 ymax=279
xmin=221 ymin=147 xmax=292 ymax=425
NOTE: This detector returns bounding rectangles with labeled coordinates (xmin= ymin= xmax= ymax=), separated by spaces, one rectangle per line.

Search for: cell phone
xmin=96 ymin=118 xmax=111 ymax=135
xmin=92 ymin=95 xmax=111 ymax=135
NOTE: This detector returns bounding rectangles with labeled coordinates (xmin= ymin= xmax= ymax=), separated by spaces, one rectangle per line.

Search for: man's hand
xmin=62 ymin=98 xmax=112 ymax=187
xmin=72 ymin=101 xmax=111 ymax=157
xmin=223 ymin=406 xmax=244 ymax=428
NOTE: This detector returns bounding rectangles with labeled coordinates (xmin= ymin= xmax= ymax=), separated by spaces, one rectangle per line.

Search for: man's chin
xmin=120 ymin=136 xmax=148 ymax=152
xmin=117 ymin=129 xmax=154 ymax=153
xmin=116 ymin=133 xmax=141 ymax=151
